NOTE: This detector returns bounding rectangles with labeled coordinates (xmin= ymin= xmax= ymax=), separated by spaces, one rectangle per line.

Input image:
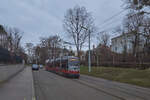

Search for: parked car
xmin=32 ymin=64 xmax=39 ymax=70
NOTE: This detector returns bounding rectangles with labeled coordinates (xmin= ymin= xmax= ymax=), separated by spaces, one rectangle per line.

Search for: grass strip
xmin=80 ymin=66 xmax=150 ymax=88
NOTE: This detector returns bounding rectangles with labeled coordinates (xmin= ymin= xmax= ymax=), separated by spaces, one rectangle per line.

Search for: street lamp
xmin=81 ymin=26 xmax=91 ymax=72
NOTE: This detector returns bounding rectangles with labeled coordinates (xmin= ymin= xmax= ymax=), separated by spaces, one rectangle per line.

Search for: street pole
xmin=81 ymin=26 xmax=91 ymax=72
xmin=88 ymin=30 xmax=91 ymax=72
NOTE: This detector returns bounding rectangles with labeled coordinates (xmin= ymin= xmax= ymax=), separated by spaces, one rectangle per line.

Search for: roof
xmin=111 ymin=32 xmax=133 ymax=41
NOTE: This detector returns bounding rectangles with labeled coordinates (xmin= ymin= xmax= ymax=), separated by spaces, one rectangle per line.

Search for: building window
xmin=115 ymin=47 xmax=117 ymax=52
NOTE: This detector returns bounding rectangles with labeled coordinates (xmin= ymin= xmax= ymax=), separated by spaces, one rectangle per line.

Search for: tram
xmin=45 ymin=56 xmax=80 ymax=78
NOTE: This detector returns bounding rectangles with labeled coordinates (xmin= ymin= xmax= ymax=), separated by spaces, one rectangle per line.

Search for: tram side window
xmin=56 ymin=61 xmax=59 ymax=67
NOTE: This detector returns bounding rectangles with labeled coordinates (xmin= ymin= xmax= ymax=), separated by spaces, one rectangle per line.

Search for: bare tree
xmin=63 ymin=5 xmax=95 ymax=59
xmin=5 ymin=27 xmax=23 ymax=53
xmin=25 ymin=43 xmax=34 ymax=56
xmin=0 ymin=25 xmax=8 ymax=49
xmin=25 ymin=43 xmax=34 ymax=63
xmin=123 ymin=10 xmax=144 ymax=58
xmin=97 ymin=31 xmax=110 ymax=46
xmin=125 ymin=0 xmax=150 ymax=14
xmin=47 ymin=35 xmax=61 ymax=59
xmin=13 ymin=28 xmax=22 ymax=51
xmin=37 ymin=35 xmax=62 ymax=63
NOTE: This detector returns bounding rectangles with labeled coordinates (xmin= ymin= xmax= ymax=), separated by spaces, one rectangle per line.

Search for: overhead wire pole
xmin=88 ymin=29 xmax=91 ymax=72
xmin=80 ymin=26 xmax=91 ymax=72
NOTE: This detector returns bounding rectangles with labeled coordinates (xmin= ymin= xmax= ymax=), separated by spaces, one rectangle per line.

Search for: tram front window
xmin=68 ymin=61 xmax=80 ymax=71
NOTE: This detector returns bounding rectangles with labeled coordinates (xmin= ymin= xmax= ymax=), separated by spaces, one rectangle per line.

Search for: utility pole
xmin=88 ymin=29 xmax=91 ymax=72
xmin=81 ymin=26 xmax=91 ymax=72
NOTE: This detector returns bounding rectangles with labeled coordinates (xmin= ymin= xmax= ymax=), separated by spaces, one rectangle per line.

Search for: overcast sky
xmin=0 ymin=0 xmax=127 ymax=48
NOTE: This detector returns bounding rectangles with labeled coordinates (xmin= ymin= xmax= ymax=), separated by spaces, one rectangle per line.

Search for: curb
xmin=0 ymin=65 xmax=25 ymax=85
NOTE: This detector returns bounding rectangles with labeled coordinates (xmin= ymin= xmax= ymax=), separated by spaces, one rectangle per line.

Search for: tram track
xmin=44 ymin=71 xmax=125 ymax=100
xmin=33 ymin=70 xmax=150 ymax=100
xmin=72 ymin=77 xmax=148 ymax=100
xmin=33 ymin=71 xmax=48 ymax=100
xmin=43 ymin=70 xmax=147 ymax=100
xmin=83 ymin=75 xmax=150 ymax=98
xmin=72 ymin=79 xmax=126 ymax=100
xmin=81 ymin=75 xmax=150 ymax=95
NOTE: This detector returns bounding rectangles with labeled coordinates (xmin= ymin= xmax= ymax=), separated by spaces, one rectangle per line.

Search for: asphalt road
xmin=33 ymin=69 xmax=150 ymax=100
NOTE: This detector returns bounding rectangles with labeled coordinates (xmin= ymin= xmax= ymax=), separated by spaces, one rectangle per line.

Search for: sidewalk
xmin=0 ymin=64 xmax=24 ymax=83
xmin=0 ymin=67 xmax=35 ymax=100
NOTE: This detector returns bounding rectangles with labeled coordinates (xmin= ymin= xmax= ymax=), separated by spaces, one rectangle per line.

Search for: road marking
xmin=31 ymin=67 xmax=36 ymax=100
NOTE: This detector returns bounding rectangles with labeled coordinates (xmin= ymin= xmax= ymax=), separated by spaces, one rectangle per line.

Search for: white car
xmin=39 ymin=65 xmax=43 ymax=69
xmin=32 ymin=64 xmax=39 ymax=70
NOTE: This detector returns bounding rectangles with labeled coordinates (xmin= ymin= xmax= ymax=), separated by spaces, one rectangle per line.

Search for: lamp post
xmin=88 ymin=29 xmax=91 ymax=72
xmin=81 ymin=26 xmax=91 ymax=72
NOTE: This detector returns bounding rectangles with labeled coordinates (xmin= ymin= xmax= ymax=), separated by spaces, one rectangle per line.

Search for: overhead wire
xmin=96 ymin=9 xmax=126 ymax=32
xmin=97 ymin=9 xmax=125 ymax=27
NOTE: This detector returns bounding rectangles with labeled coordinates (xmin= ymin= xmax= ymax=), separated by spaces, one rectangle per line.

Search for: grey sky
xmin=0 ymin=0 xmax=126 ymax=48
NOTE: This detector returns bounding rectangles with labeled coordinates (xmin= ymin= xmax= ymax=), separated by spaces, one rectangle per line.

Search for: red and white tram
xmin=45 ymin=56 xmax=80 ymax=78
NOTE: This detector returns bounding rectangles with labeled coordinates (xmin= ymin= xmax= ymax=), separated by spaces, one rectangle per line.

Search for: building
xmin=111 ymin=33 xmax=145 ymax=54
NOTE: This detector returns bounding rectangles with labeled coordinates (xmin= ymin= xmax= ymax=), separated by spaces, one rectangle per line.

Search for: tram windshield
xmin=68 ymin=59 xmax=80 ymax=71
xmin=69 ymin=61 xmax=79 ymax=66
xmin=68 ymin=58 xmax=79 ymax=66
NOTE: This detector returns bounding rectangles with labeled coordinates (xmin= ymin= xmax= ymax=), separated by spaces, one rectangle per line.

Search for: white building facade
xmin=111 ymin=33 xmax=145 ymax=54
